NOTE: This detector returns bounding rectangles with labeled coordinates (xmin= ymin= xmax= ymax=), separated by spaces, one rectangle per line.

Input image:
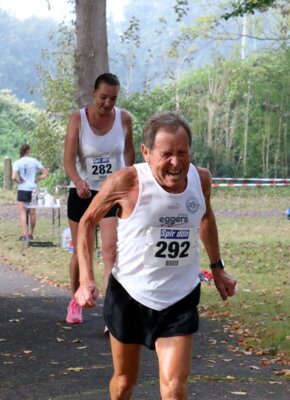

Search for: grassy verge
xmin=200 ymin=216 xmax=290 ymax=357
xmin=0 ymin=187 xmax=289 ymax=358
xmin=200 ymin=187 xmax=290 ymax=358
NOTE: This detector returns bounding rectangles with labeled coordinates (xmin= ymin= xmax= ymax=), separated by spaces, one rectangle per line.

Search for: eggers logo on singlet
xmin=159 ymin=214 xmax=188 ymax=226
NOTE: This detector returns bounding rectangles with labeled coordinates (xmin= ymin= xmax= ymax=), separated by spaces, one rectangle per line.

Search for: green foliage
xmin=0 ymin=90 xmax=64 ymax=189
xmin=0 ymin=21 xmax=76 ymax=190
xmin=119 ymin=86 xmax=176 ymax=161
xmin=0 ymin=90 xmax=38 ymax=159
xmin=120 ymin=47 xmax=290 ymax=177
xmin=1 ymin=0 xmax=289 ymax=184
xmin=32 ymin=22 xmax=76 ymax=187
xmin=35 ymin=22 xmax=76 ymax=122
xmin=222 ymin=0 xmax=278 ymax=20
xmin=173 ymin=0 xmax=190 ymax=22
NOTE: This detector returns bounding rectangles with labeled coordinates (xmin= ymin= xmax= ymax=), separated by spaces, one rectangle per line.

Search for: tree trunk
xmin=274 ymin=113 xmax=282 ymax=178
xmin=241 ymin=15 xmax=247 ymax=60
xmin=75 ymin=0 xmax=109 ymax=108
xmin=4 ymin=156 xmax=12 ymax=190
xmin=243 ymin=83 xmax=251 ymax=176
xmin=283 ymin=121 xmax=288 ymax=177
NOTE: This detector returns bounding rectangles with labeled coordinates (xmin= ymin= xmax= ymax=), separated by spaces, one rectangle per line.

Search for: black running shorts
xmin=104 ymin=274 xmax=201 ymax=350
xmin=67 ymin=188 xmax=119 ymax=222
xmin=17 ymin=190 xmax=32 ymax=203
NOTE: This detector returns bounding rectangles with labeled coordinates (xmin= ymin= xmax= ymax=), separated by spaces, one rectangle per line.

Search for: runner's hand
xmin=76 ymin=179 xmax=91 ymax=199
xmin=75 ymin=282 xmax=99 ymax=308
xmin=212 ymin=269 xmax=237 ymax=301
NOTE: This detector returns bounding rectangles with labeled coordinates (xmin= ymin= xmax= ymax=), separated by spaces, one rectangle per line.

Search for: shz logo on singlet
xmin=186 ymin=196 xmax=200 ymax=213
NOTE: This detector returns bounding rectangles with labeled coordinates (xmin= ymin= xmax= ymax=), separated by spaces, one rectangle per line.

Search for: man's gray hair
xmin=142 ymin=111 xmax=192 ymax=150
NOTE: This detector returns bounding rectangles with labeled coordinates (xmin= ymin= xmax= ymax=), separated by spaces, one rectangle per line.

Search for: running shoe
xmin=18 ymin=235 xmax=27 ymax=241
xmin=66 ymin=299 xmax=82 ymax=324
xmin=28 ymin=234 xmax=33 ymax=240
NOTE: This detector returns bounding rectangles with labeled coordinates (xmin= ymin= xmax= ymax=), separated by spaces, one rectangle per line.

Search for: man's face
xmin=142 ymin=127 xmax=191 ymax=193
xmin=92 ymin=83 xmax=119 ymax=115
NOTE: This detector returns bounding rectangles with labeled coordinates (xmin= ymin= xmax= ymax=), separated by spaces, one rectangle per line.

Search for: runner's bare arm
xmin=63 ymin=112 xmax=91 ymax=198
xmin=197 ymin=167 xmax=237 ymax=300
xmin=36 ymin=167 xmax=49 ymax=182
xmin=63 ymin=111 xmax=81 ymax=184
xmin=121 ymin=110 xmax=135 ymax=166
xmin=197 ymin=167 xmax=220 ymax=263
xmin=75 ymin=166 xmax=138 ymax=307
xmin=12 ymin=170 xmax=23 ymax=183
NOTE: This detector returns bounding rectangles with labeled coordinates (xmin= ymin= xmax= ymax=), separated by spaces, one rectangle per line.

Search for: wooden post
xmin=4 ymin=156 xmax=12 ymax=190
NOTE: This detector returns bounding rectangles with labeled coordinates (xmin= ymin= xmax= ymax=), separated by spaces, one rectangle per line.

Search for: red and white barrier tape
xmin=212 ymin=183 xmax=290 ymax=187
xmin=212 ymin=177 xmax=290 ymax=182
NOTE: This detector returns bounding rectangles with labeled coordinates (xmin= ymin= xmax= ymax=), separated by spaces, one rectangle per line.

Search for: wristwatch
xmin=210 ymin=259 xmax=224 ymax=269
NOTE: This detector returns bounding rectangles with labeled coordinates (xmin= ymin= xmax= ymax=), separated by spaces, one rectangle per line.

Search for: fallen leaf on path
xmin=67 ymin=367 xmax=84 ymax=372
xmin=56 ymin=337 xmax=64 ymax=343
xmin=227 ymin=346 xmax=240 ymax=353
xmin=23 ymin=350 xmax=32 ymax=354
xmin=274 ymin=369 xmax=290 ymax=376
xmin=230 ymin=392 xmax=247 ymax=395
xmin=278 ymin=360 xmax=290 ymax=366
xmin=91 ymin=365 xmax=107 ymax=369
xmin=226 ymin=375 xmax=235 ymax=380
xmin=260 ymin=359 xmax=271 ymax=366
xmin=249 ymin=365 xmax=260 ymax=370
xmin=0 ymin=339 xmax=6 ymax=342
xmin=72 ymin=338 xmax=82 ymax=343
xmin=76 ymin=346 xmax=87 ymax=350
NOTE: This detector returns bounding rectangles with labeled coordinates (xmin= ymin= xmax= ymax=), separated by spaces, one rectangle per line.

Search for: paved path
xmin=0 ymin=263 xmax=289 ymax=400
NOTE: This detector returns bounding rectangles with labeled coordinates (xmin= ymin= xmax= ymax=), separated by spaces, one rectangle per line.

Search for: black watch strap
xmin=210 ymin=259 xmax=224 ymax=269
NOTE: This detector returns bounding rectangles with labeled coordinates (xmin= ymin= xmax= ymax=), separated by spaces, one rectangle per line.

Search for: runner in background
xmin=64 ymin=73 xmax=135 ymax=326
xmin=12 ymin=144 xmax=49 ymax=241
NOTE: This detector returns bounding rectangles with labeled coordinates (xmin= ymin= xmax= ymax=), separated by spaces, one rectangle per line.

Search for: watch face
xmin=210 ymin=259 xmax=224 ymax=269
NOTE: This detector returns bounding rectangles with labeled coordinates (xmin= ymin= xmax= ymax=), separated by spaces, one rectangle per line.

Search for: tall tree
xmin=75 ymin=0 xmax=109 ymax=108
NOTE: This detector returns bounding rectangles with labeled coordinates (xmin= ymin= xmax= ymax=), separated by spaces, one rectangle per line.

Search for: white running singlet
xmin=112 ymin=162 xmax=206 ymax=311
xmin=13 ymin=156 xmax=43 ymax=191
xmin=70 ymin=106 xmax=125 ymax=191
